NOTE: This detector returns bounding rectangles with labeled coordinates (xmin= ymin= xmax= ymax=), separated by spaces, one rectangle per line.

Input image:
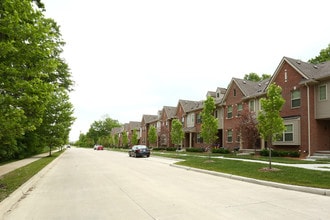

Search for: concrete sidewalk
xmin=216 ymin=156 xmax=330 ymax=171
xmin=157 ymin=152 xmax=330 ymax=171
xmin=0 ymin=152 xmax=54 ymax=177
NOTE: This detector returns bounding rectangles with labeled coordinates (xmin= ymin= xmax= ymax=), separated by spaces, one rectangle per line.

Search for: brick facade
xmin=112 ymin=56 xmax=330 ymax=157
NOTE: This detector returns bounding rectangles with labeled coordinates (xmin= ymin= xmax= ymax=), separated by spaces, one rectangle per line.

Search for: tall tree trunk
xmin=268 ymin=137 xmax=272 ymax=169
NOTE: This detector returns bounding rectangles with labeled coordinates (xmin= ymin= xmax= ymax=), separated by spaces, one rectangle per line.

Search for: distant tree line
xmin=75 ymin=116 xmax=121 ymax=148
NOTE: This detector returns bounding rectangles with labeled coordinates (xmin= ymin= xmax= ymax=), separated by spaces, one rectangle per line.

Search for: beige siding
xmin=315 ymin=81 xmax=330 ymax=119
xmin=217 ymin=108 xmax=224 ymax=129
xmin=273 ymin=117 xmax=301 ymax=146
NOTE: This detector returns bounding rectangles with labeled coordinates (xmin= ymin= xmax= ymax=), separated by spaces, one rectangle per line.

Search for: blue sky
xmin=42 ymin=0 xmax=330 ymax=141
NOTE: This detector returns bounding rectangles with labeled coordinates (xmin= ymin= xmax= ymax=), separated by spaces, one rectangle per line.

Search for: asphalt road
xmin=2 ymin=148 xmax=330 ymax=220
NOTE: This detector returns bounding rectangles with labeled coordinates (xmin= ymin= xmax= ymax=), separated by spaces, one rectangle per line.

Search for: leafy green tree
xmin=200 ymin=96 xmax=218 ymax=151
xmin=33 ymin=88 xmax=75 ymax=156
xmin=148 ymin=125 xmax=157 ymax=147
xmin=309 ymin=43 xmax=330 ymax=64
xmin=244 ymin=73 xmax=271 ymax=82
xmin=0 ymin=0 xmax=74 ymax=160
xmin=261 ymin=74 xmax=271 ymax=80
xmin=109 ymin=135 xmax=114 ymax=147
xmin=171 ymin=119 xmax=184 ymax=149
xmin=76 ymin=133 xmax=93 ymax=148
xmin=86 ymin=116 xmax=121 ymax=145
xmin=122 ymin=132 xmax=128 ymax=148
xmin=244 ymin=73 xmax=261 ymax=82
xmin=131 ymin=129 xmax=139 ymax=146
xmin=257 ymin=83 xmax=285 ymax=169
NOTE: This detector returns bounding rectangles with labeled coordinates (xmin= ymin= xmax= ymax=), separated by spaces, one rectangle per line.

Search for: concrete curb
xmin=0 ymin=152 xmax=65 ymax=216
xmin=170 ymin=164 xmax=330 ymax=197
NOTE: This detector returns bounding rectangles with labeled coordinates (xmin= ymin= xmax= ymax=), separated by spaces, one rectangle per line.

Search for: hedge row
xmin=260 ymin=149 xmax=300 ymax=157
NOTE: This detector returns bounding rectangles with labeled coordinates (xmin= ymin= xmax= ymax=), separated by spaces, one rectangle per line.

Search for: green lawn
xmin=0 ymin=151 xmax=63 ymax=203
xmin=150 ymin=151 xmax=330 ymax=189
xmin=176 ymin=157 xmax=330 ymax=189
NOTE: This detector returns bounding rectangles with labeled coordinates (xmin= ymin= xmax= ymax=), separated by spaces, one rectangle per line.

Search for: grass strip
xmin=0 ymin=151 xmax=63 ymax=202
xmin=176 ymin=157 xmax=330 ymax=189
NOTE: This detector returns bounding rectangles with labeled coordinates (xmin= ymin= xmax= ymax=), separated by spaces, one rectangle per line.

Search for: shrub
xmin=152 ymin=147 xmax=165 ymax=151
xmin=166 ymin=147 xmax=177 ymax=151
xmin=212 ymin=148 xmax=230 ymax=154
xmin=186 ymin=147 xmax=205 ymax=153
xmin=260 ymin=149 xmax=300 ymax=157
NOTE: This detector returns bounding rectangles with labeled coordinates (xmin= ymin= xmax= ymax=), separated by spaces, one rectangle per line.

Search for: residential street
xmin=2 ymin=148 xmax=330 ymax=220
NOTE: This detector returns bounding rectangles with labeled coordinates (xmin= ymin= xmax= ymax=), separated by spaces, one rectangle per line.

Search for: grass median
xmin=177 ymin=157 xmax=330 ymax=189
xmin=150 ymin=151 xmax=330 ymax=189
xmin=0 ymin=151 xmax=63 ymax=203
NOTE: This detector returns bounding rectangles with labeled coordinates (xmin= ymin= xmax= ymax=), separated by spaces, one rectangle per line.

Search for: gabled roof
xmin=123 ymin=123 xmax=129 ymax=132
xmin=206 ymin=91 xmax=216 ymax=98
xmin=208 ymin=87 xmax=227 ymax=105
xmin=128 ymin=121 xmax=141 ymax=130
xmin=142 ymin=114 xmax=158 ymax=124
xmin=270 ymin=56 xmax=330 ymax=86
xmin=163 ymin=106 xmax=177 ymax=119
xmin=111 ymin=126 xmax=124 ymax=135
xmin=223 ymin=77 xmax=269 ymax=102
xmin=178 ymin=99 xmax=204 ymax=113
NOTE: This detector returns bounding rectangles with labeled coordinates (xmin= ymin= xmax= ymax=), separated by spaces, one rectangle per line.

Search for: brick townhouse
xmin=112 ymin=56 xmax=330 ymax=158
xmin=175 ymin=99 xmax=204 ymax=148
xmin=159 ymin=106 xmax=177 ymax=148
xmin=269 ymin=57 xmax=330 ymax=157
xmin=221 ymin=77 xmax=269 ymax=151
xmin=110 ymin=126 xmax=124 ymax=146
xmin=127 ymin=121 xmax=141 ymax=147
xmin=140 ymin=114 xmax=158 ymax=147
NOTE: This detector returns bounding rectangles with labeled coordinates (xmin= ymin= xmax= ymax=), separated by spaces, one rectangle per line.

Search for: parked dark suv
xmin=128 ymin=145 xmax=150 ymax=158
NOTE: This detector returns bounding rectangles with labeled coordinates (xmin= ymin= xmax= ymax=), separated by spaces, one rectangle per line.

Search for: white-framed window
xmin=249 ymin=100 xmax=255 ymax=112
xmin=273 ymin=118 xmax=300 ymax=145
xmin=196 ymin=133 xmax=203 ymax=143
xmin=197 ymin=113 xmax=202 ymax=123
xmin=278 ymin=124 xmax=293 ymax=142
xmin=187 ymin=113 xmax=195 ymax=127
xmin=237 ymin=103 xmax=243 ymax=116
xmin=319 ymin=84 xmax=327 ymax=101
xmin=227 ymin=105 xmax=233 ymax=118
xmin=291 ymin=90 xmax=301 ymax=108
xmin=227 ymin=129 xmax=233 ymax=143
xmin=236 ymin=132 xmax=240 ymax=143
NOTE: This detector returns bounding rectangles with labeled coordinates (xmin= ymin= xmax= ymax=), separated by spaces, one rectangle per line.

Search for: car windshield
xmin=136 ymin=145 xmax=147 ymax=149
